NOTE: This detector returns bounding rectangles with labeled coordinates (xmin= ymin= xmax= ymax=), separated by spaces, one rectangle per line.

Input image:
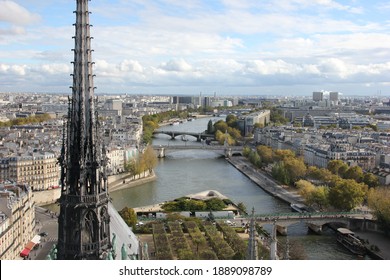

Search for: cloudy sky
xmin=1 ymin=0 xmax=390 ymax=96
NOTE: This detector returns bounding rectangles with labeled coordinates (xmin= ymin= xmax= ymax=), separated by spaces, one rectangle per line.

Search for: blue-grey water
xmin=109 ymin=117 xmax=364 ymax=260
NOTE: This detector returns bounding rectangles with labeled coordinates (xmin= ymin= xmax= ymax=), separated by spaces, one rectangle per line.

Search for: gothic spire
xmin=57 ymin=0 xmax=111 ymax=260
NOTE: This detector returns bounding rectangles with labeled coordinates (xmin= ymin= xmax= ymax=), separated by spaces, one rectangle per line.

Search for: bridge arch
xmin=152 ymin=130 xmax=215 ymax=141
xmin=153 ymin=145 xmax=243 ymax=158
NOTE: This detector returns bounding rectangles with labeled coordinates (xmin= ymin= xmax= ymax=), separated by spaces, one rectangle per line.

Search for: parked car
xmin=39 ymin=232 xmax=48 ymax=237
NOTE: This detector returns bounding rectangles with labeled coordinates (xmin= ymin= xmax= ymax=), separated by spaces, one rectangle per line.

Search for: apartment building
xmin=106 ymin=147 xmax=125 ymax=175
xmin=0 ymin=151 xmax=60 ymax=191
xmin=0 ymin=183 xmax=35 ymax=260
xmin=237 ymin=110 xmax=271 ymax=136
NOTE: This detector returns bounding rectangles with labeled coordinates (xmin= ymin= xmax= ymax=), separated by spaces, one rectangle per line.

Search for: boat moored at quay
xmin=336 ymin=228 xmax=367 ymax=256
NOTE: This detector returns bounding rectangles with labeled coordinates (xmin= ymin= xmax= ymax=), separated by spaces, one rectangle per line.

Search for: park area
xmin=137 ymin=219 xmax=270 ymax=260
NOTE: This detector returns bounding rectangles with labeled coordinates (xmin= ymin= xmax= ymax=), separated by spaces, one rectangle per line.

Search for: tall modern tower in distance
xmin=312 ymin=91 xmax=324 ymax=102
xmin=57 ymin=0 xmax=112 ymax=260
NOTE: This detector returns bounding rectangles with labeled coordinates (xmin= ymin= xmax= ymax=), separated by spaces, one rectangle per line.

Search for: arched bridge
xmin=152 ymin=144 xmax=244 ymax=158
xmin=229 ymin=211 xmax=374 ymax=235
xmin=153 ymin=130 xmax=215 ymax=141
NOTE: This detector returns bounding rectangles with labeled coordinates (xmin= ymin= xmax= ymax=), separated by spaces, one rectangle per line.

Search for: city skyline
xmin=1 ymin=0 xmax=390 ymax=96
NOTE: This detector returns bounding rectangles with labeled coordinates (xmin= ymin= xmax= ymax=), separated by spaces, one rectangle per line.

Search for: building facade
xmin=313 ymin=91 xmax=324 ymax=102
xmin=237 ymin=110 xmax=271 ymax=136
xmin=0 ymin=183 xmax=35 ymax=260
xmin=0 ymin=152 xmax=60 ymax=191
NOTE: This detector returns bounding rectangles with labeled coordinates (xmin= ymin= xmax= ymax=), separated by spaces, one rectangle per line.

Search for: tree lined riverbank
xmin=226 ymin=156 xmax=390 ymax=259
xmin=226 ymin=156 xmax=304 ymax=206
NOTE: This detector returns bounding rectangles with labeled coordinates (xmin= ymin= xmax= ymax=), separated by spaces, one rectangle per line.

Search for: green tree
xmin=118 ymin=207 xmax=137 ymax=228
xmin=274 ymin=149 xmax=295 ymax=161
xmin=242 ymin=146 xmax=251 ymax=157
xmin=270 ymin=108 xmax=288 ymax=124
xmin=248 ymin=150 xmax=261 ymax=167
xmin=142 ymin=145 xmax=158 ymax=173
xmin=306 ymin=166 xmax=334 ymax=182
xmin=296 ymin=180 xmax=315 ymax=198
xmin=362 ymin=173 xmax=379 ymax=188
xmin=144 ymin=120 xmax=159 ymax=130
xmin=125 ymin=159 xmax=137 ymax=179
xmin=308 ymin=186 xmax=330 ymax=211
xmin=227 ymin=127 xmax=242 ymax=140
xmin=256 ymin=145 xmax=273 ymax=164
xmin=327 ymin=160 xmax=349 ymax=176
xmin=214 ymin=120 xmax=228 ymax=133
xmin=215 ymin=130 xmax=235 ymax=145
xmin=368 ymin=188 xmax=390 ymax=234
xmin=237 ymin=202 xmax=247 ymax=215
xmin=226 ymin=114 xmax=238 ymax=128
xmin=1 ymin=113 xmax=52 ymax=127
xmin=185 ymin=200 xmax=207 ymax=211
xmin=207 ymin=120 xmax=215 ymax=134
xmin=328 ymin=179 xmax=368 ymax=211
xmin=272 ymin=161 xmax=289 ymax=185
xmin=135 ymin=156 xmax=146 ymax=177
xmin=343 ymin=165 xmax=364 ymax=182
xmin=296 ymin=180 xmax=329 ymax=210
xmin=205 ymin=198 xmax=226 ymax=211
xmin=283 ymin=157 xmax=307 ymax=182
xmin=161 ymin=202 xmax=180 ymax=212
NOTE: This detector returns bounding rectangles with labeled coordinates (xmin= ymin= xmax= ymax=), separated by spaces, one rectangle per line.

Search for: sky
xmin=0 ymin=0 xmax=390 ymax=96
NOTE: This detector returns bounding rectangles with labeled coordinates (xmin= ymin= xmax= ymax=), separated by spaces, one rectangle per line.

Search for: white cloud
xmin=0 ymin=25 xmax=25 ymax=36
xmin=0 ymin=0 xmax=389 ymax=95
xmin=0 ymin=1 xmax=41 ymax=25
xmin=318 ymin=58 xmax=350 ymax=78
xmin=40 ymin=63 xmax=71 ymax=75
xmin=119 ymin=60 xmax=144 ymax=73
xmin=159 ymin=59 xmax=192 ymax=72
xmin=272 ymin=0 xmax=363 ymax=13
xmin=2 ymin=56 xmax=390 ymax=93
xmin=0 ymin=64 xmax=27 ymax=75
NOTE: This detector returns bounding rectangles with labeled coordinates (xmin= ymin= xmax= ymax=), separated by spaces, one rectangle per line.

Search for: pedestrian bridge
xmin=232 ymin=211 xmax=374 ymax=235
xmin=152 ymin=145 xmax=244 ymax=158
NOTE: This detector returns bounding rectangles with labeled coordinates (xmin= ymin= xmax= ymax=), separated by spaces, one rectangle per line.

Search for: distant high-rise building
xmin=313 ymin=91 xmax=324 ymax=102
xmin=105 ymin=99 xmax=122 ymax=111
xmin=329 ymin=92 xmax=339 ymax=102
xmin=172 ymin=96 xmax=193 ymax=105
xmin=203 ymin=96 xmax=211 ymax=108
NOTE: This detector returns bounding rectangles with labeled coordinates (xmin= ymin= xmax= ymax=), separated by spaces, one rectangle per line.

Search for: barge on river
xmin=336 ymin=228 xmax=366 ymax=256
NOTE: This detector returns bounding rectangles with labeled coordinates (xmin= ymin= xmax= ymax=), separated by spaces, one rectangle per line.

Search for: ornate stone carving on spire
xmin=57 ymin=0 xmax=111 ymax=260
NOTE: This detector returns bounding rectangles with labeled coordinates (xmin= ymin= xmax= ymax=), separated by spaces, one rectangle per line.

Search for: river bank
xmin=227 ymin=156 xmax=390 ymax=260
xmin=226 ymin=156 xmax=304 ymax=206
xmin=108 ymin=170 xmax=156 ymax=193
xmin=158 ymin=114 xmax=212 ymax=127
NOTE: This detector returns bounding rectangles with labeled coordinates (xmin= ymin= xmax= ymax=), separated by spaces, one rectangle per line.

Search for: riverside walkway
xmin=226 ymin=156 xmax=304 ymax=205
xmin=226 ymin=156 xmax=390 ymax=259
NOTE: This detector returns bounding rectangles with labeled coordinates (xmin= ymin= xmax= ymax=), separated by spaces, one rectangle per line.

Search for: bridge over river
xmin=152 ymin=144 xmax=244 ymax=158
xmin=226 ymin=210 xmax=374 ymax=235
xmin=153 ymin=130 xmax=215 ymax=141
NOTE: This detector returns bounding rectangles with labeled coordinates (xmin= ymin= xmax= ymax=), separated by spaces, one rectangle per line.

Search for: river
xmin=109 ymin=116 xmax=366 ymax=260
